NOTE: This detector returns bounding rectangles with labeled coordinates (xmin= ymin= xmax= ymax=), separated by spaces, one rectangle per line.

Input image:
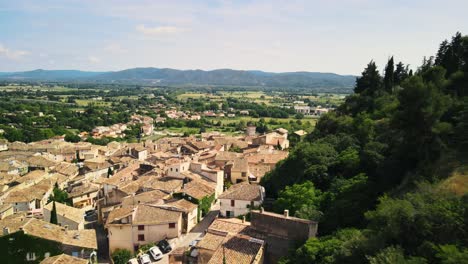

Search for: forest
xmin=261 ymin=32 xmax=468 ymax=263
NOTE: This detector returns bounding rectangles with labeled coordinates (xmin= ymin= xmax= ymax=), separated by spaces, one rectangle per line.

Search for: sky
xmin=0 ymin=0 xmax=467 ymax=75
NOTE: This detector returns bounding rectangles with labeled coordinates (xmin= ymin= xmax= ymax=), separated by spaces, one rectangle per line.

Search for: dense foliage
xmin=111 ymin=249 xmax=133 ymax=264
xmin=262 ymin=32 xmax=468 ymax=263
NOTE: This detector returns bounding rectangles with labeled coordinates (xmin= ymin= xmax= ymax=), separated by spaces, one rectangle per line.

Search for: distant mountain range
xmin=0 ymin=68 xmax=356 ymax=90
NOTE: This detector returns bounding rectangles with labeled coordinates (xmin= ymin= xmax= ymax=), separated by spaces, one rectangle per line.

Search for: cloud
xmin=136 ymin=24 xmax=184 ymax=36
xmin=0 ymin=44 xmax=29 ymax=60
xmin=104 ymin=43 xmax=127 ymax=54
xmin=88 ymin=56 xmax=100 ymax=63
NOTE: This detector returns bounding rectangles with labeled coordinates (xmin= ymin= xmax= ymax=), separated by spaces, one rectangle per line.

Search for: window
xmin=138 ymin=234 xmax=145 ymax=241
xmin=138 ymin=225 xmax=144 ymax=231
xmin=169 ymin=223 xmax=176 ymax=229
xmin=231 ymin=200 xmax=235 ymax=206
xmin=242 ymin=172 xmax=247 ymax=177
xmin=246 ymin=204 xmax=250 ymax=208
xmin=26 ymin=252 xmax=36 ymax=261
xmin=170 ymin=168 xmax=173 ymax=171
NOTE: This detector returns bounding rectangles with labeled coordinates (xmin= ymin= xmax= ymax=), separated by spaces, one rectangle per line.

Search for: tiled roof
xmin=44 ymin=202 xmax=84 ymax=224
xmin=54 ymin=162 xmax=79 ymax=177
xmin=219 ymin=182 xmax=263 ymax=201
xmin=164 ymin=198 xmax=198 ymax=212
xmin=207 ymin=234 xmax=264 ymax=264
xmin=231 ymin=158 xmax=249 ymax=173
xmin=196 ymin=231 xmax=226 ymax=251
xmin=27 ymin=156 xmax=58 ymax=168
xmin=180 ymin=179 xmax=215 ymax=200
xmin=142 ymin=176 xmax=183 ymax=193
xmin=106 ymin=207 xmax=134 ymax=225
xmin=4 ymin=183 xmax=52 ymax=203
xmin=121 ymin=190 xmax=170 ymax=206
xmin=245 ymin=152 xmax=288 ymax=164
xmin=133 ymin=204 xmax=181 ymax=225
xmin=0 ymin=215 xmax=97 ymax=249
xmin=40 ymin=254 xmax=88 ymax=264
xmin=68 ymin=183 xmax=99 ymax=198
xmin=215 ymin=151 xmax=241 ymax=161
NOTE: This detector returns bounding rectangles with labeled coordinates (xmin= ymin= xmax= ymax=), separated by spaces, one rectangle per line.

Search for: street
xmin=157 ymin=206 xmax=220 ymax=264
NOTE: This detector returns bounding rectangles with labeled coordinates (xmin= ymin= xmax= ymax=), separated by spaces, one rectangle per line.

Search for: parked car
xmin=157 ymin=239 xmax=172 ymax=253
xmin=149 ymin=246 xmax=163 ymax=261
xmin=126 ymin=258 xmax=138 ymax=264
xmin=138 ymin=254 xmax=151 ymax=264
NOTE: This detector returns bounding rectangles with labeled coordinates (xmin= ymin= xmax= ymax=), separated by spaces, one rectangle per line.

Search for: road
xmin=157 ymin=207 xmax=220 ymax=264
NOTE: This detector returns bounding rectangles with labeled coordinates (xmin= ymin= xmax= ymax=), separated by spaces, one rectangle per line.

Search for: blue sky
xmin=0 ymin=0 xmax=467 ymax=75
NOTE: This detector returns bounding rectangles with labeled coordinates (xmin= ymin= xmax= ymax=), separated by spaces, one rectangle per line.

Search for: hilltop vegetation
xmin=262 ymin=32 xmax=468 ymax=263
xmin=0 ymin=68 xmax=355 ymax=92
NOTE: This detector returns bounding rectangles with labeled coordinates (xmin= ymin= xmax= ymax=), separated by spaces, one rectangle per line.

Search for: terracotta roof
xmin=0 ymin=215 xmax=97 ymax=249
xmin=164 ymin=198 xmax=197 ymax=212
xmin=68 ymin=183 xmax=99 ymax=198
xmin=106 ymin=207 xmax=134 ymax=225
xmin=245 ymin=152 xmax=288 ymax=164
xmin=207 ymin=234 xmax=264 ymax=264
xmin=180 ymin=179 xmax=215 ymax=200
xmin=208 ymin=218 xmax=251 ymax=235
xmin=121 ymin=190 xmax=170 ymax=206
xmin=133 ymin=204 xmax=181 ymax=225
xmin=142 ymin=176 xmax=183 ymax=193
xmin=84 ymin=160 xmax=112 ymax=171
xmin=215 ymin=151 xmax=241 ymax=161
xmin=14 ymin=170 xmax=48 ymax=184
xmin=248 ymin=164 xmax=271 ymax=178
xmin=231 ymin=158 xmax=249 ymax=173
xmin=40 ymin=254 xmax=88 ymax=264
xmin=44 ymin=202 xmax=84 ymax=224
xmin=27 ymin=156 xmax=58 ymax=168
xmin=54 ymin=162 xmax=79 ymax=177
xmin=219 ymin=183 xmax=263 ymax=201
xmin=4 ymin=183 xmax=52 ymax=203
xmin=197 ymin=231 xmax=226 ymax=251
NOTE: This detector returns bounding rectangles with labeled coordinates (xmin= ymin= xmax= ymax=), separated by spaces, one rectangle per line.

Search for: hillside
xmin=262 ymin=32 xmax=468 ymax=263
xmin=0 ymin=68 xmax=356 ymax=90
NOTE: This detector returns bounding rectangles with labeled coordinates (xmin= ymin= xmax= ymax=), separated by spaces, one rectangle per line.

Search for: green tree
xmin=384 ymin=56 xmax=395 ymax=93
xmin=368 ymin=246 xmax=427 ymax=264
xmin=111 ymin=249 xmax=133 ymax=264
xmin=354 ymin=61 xmax=383 ymax=96
xmin=274 ymin=181 xmax=322 ymax=220
xmin=50 ymin=201 xmax=58 ymax=224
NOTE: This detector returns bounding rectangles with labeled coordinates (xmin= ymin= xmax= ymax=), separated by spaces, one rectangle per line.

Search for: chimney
xmin=2 ymin=227 xmax=9 ymax=235
xmin=242 ymin=216 xmax=246 ymax=223
xmin=259 ymin=207 xmax=264 ymax=213
xmin=284 ymin=209 xmax=289 ymax=218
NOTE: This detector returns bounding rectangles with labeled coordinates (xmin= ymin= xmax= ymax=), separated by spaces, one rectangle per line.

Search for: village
xmin=0 ymin=119 xmax=317 ymax=264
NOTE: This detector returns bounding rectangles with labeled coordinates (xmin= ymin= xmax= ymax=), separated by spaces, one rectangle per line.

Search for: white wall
xmin=219 ymin=199 xmax=262 ymax=217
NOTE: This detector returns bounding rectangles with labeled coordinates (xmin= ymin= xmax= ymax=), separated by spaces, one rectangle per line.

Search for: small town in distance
xmin=1 ymin=1 xmax=467 ymax=264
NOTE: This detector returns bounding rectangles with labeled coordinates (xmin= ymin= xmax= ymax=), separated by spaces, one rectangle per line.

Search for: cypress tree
xmin=384 ymin=56 xmax=395 ymax=92
xmin=50 ymin=201 xmax=58 ymax=225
